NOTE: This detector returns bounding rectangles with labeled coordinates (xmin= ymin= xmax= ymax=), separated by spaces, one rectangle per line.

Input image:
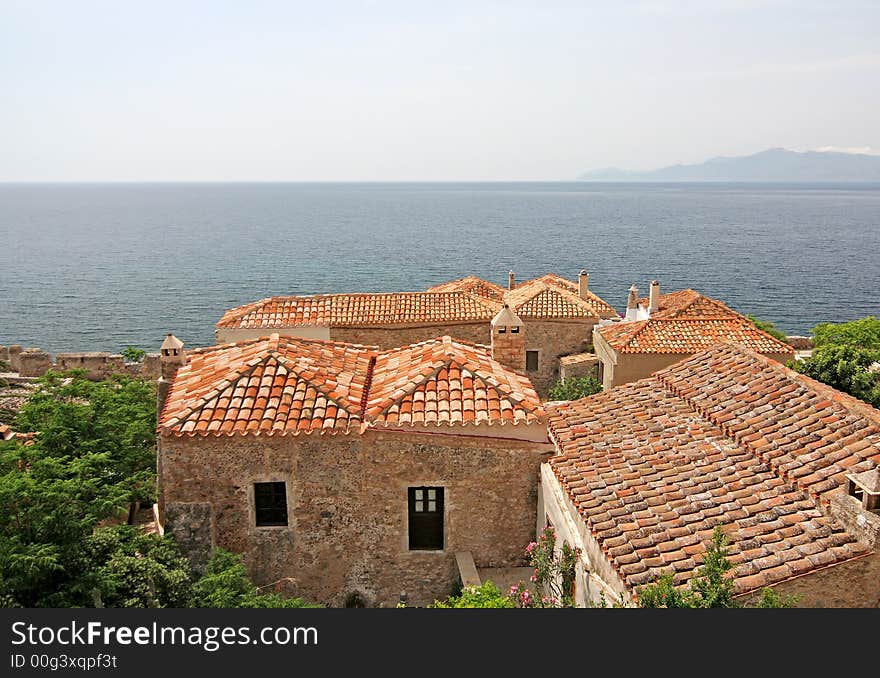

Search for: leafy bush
xmin=191 ymin=549 xmax=317 ymax=608
xmin=548 ymin=376 xmax=602 ymax=401
xmin=432 ymin=581 xmax=515 ymax=608
xmin=638 ymin=527 xmax=797 ymax=608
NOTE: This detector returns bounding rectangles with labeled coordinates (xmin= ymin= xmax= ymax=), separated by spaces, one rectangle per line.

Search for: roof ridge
xmin=271 ymin=351 xmax=365 ymax=416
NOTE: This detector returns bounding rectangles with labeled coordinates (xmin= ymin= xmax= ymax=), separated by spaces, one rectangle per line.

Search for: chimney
xmin=508 ymin=270 xmax=516 ymax=290
xmin=490 ymin=304 xmax=525 ymax=371
xmin=648 ymin=280 xmax=660 ymax=315
xmin=157 ymin=333 xmax=186 ymax=419
xmin=578 ymin=270 xmax=589 ymax=300
xmin=625 ymin=284 xmax=639 ymax=321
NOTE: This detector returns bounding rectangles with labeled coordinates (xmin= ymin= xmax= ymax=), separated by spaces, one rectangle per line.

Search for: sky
xmin=2 ymin=0 xmax=879 ymax=181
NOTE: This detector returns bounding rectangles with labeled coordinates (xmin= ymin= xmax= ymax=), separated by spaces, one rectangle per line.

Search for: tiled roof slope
xmin=159 ymin=334 xmax=544 ymax=436
xmin=547 ymin=343 xmax=879 ymax=596
xmin=638 ymin=289 xmax=743 ymax=319
xmin=367 ymin=336 xmax=543 ymax=427
xmin=426 ymin=276 xmax=507 ymax=302
xmin=505 ymin=277 xmax=618 ymax=320
xmin=159 ymin=335 xmax=373 ymax=436
xmin=217 ymin=291 xmax=500 ymax=329
xmin=598 ymin=318 xmax=795 ymax=355
xmin=218 ymin=273 xmax=619 ymax=330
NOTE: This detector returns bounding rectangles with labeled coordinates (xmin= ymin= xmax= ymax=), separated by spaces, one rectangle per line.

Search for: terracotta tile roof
xmin=597 ymin=318 xmax=794 ymax=355
xmin=506 ymin=276 xmax=618 ymax=320
xmin=218 ymin=273 xmax=619 ymax=330
xmin=547 ymin=343 xmax=879 ymax=597
xmin=367 ymin=336 xmax=544 ymax=427
xmin=426 ymin=276 xmax=507 ymax=302
xmin=217 ymin=292 xmax=500 ymax=329
xmin=639 ymin=289 xmax=743 ymax=319
xmin=159 ymin=335 xmax=373 ymax=436
xmin=159 ymin=334 xmax=543 ymax=436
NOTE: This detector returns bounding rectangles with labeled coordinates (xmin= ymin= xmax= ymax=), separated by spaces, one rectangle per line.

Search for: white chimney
xmin=625 ymin=285 xmax=640 ymax=321
xmin=648 ymin=280 xmax=660 ymax=315
xmin=508 ymin=270 xmax=516 ymax=290
xmin=578 ymin=270 xmax=589 ymax=300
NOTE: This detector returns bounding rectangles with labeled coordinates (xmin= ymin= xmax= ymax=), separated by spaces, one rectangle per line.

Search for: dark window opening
xmin=408 ymin=486 xmax=444 ymax=550
xmin=526 ymin=350 xmax=539 ymax=371
xmin=254 ymin=481 xmax=288 ymax=527
xmin=498 ymin=327 xmax=507 ymax=334
xmin=511 ymin=327 xmax=520 ymax=334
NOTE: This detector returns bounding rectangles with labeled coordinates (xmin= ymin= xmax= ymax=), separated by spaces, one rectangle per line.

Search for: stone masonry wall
xmin=159 ymin=429 xmax=552 ymax=607
xmin=521 ymin=319 xmax=596 ymax=395
xmin=329 ymin=322 xmax=489 ymax=348
xmin=0 ymin=344 xmax=161 ymax=380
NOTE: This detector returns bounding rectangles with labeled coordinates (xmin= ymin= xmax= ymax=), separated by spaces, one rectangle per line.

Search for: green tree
xmin=121 ymin=347 xmax=147 ymax=363
xmin=190 ymin=549 xmax=317 ymax=608
xmin=791 ymin=317 xmax=880 ymax=408
xmin=638 ymin=527 xmax=797 ymax=608
xmin=746 ymin=314 xmax=788 ymax=342
xmin=81 ymin=526 xmax=193 ymax=608
xmin=548 ymin=376 xmax=602 ymax=401
xmin=812 ymin=316 xmax=880 ymax=348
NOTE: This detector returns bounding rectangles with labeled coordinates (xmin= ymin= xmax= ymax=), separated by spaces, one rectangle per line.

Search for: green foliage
xmin=793 ymin=344 xmax=880 ymax=407
xmin=791 ymin=317 xmax=880 ymax=408
xmin=812 ymin=316 xmax=880 ymax=349
xmin=638 ymin=527 xmax=797 ymax=608
xmin=0 ymin=371 xmax=157 ymax=606
xmin=746 ymin=314 xmax=788 ymax=342
xmin=431 ymin=581 xmax=516 ymax=608
xmin=191 ymin=549 xmax=317 ymax=608
xmin=81 ymin=526 xmax=193 ymax=608
xmin=121 ymin=347 xmax=147 ymax=363
xmin=548 ymin=376 xmax=602 ymax=401
xmin=510 ymin=525 xmax=581 ymax=607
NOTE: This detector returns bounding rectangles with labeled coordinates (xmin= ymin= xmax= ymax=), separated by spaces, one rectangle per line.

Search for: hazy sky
xmin=2 ymin=0 xmax=879 ymax=181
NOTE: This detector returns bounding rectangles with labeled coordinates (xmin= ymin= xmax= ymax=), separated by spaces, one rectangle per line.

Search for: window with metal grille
xmin=408 ymin=487 xmax=444 ymax=550
xmin=254 ymin=481 xmax=288 ymax=527
xmin=526 ymin=350 xmax=539 ymax=371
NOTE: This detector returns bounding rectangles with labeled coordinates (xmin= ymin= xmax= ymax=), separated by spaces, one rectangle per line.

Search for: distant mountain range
xmin=580 ymin=148 xmax=880 ymax=182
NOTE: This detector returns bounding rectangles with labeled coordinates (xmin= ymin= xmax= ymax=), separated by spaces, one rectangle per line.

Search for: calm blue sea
xmin=1 ymin=182 xmax=878 ymax=354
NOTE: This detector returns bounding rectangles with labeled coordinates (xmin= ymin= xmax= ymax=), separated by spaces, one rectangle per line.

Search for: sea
xmin=0 ymin=182 xmax=878 ymax=354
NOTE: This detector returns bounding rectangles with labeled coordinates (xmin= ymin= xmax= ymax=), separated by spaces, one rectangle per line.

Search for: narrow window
xmin=511 ymin=326 xmax=520 ymax=334
xmin=498 ymin=327 xmax=507 ymax=334
xmin=254 ymin=481 xmax=288 ymax=527
xmin=408 ymin=486 xmax=444 ymax=550
xmin=526 ymin=350 xmax=539 ymax=371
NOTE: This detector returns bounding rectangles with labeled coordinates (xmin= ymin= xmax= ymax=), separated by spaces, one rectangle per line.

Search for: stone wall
xmin=0 ymin=344 xmax=161 ymax=380
xmin=159 ymin=429 xmax=552 ymax=607
xmin=521 ymin=319 xmax=595 ymax=394
xmin=558 ymin=353 xmax=600 ymax=382
xmin=330 ymin=322 xmax=489 ymax=348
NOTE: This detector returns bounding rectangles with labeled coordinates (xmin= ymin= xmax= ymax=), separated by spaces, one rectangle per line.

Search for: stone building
xmin=540 ymin=343 xmax=880 ymax=608
xmin=157 ymin=321 xmax=552 ymax=607
xmin=593 ymin=284 xmax=794 ymax=390
xmin=214 ymin=271 xmax=618 ymax=395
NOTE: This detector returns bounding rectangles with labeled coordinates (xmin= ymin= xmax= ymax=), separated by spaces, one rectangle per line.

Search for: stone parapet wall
xmin=0 ymin=344 xmax=161 ymax=380
xmin=786 ymin=335 xmax=814 ymax=350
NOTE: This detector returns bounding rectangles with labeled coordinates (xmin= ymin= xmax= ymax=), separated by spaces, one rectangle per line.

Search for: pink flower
xmin=530 ymin=573 xmax=538 ymax=582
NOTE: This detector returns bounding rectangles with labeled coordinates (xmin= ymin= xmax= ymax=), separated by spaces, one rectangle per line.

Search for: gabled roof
xmin=547 ymin=343 xmax=880 ymax=596
xmin=506 ymin=275 xmax=618 ymax=320
xmin=217 ymin=273 xmax=619 ymax=330
xmin=426 ymin=276 xmax=507 ymax=302
xmin=638 ymin=289 xmax=743 ymax=319
xmin=597 ymin=318 xmax=794 ymax=355
xmin=216 ymin=291 xmax=500 ymax=329
xmin=159 ymin=334 xmax=544 ymax=437
xmin=366 ymin=336 xmax=543 ymax=427
xmin=159 ymin=335 xmax=373 ymax=436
